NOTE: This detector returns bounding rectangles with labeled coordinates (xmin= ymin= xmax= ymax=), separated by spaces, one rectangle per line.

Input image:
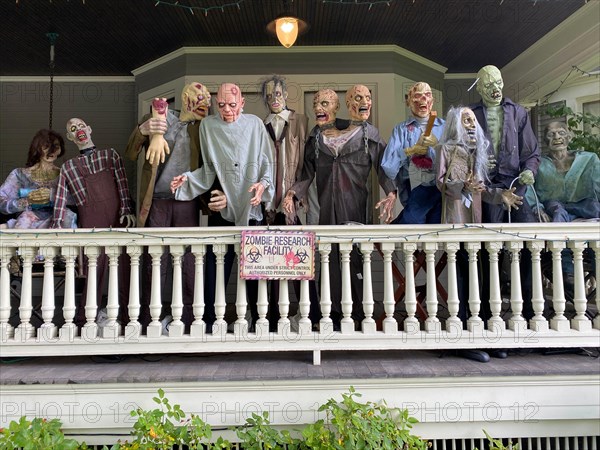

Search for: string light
xmin=153 ymin=0 xmax=245 ymax=16
xmin=322 ymin=0 xmax=396 ymax=5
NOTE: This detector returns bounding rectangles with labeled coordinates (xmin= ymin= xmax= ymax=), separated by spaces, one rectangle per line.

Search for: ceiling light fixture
xmin=266 ymin=1 xmax=309 ymax=48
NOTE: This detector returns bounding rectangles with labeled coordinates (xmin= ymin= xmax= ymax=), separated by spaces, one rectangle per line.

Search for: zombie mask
xmin=461 ymin=108 xmax=477 ymax=146
xmin=42 ymin=139 xmax=61 ymax=163
xmin=313 ymin=89 xmax=339 ymax=127
xmin=545 ymin=122 xmax=571 ymax=152
xmin=345 ymin=84 xmax=372 ymax=122
xmin=265 ymin=81 xmax=287 ymax=114
xmin=217 ymin=83 xmax=244 ymax=123
xmin=180 ymin=82 xmax=211 ymax=122
xmin=476 ymin=65 xmax=503 ymax=107
xmin=407 ymin=82 xmax=433 ymax=119
xmin=66 ymin=118 xmax=94 ymax=150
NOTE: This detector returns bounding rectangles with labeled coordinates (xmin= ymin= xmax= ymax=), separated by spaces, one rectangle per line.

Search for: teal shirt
xmin=528 ymin=151 xmax=599 ymax=209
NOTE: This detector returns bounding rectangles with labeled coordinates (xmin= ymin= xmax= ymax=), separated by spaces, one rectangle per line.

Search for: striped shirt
xmin=52 ymin=148 xmax=133 ymax=227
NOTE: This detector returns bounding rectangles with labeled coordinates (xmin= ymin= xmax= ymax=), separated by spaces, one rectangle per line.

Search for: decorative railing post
xmin=444 ymin=242 xmax=461 ymax=331
xmin=402 ymin=242 xmax=418 ymax=334
xmin=169 ymin=245 xmax=185 ymax=337
xmin=592 ymin=241 xmax=600 ymax=330
xmin=424 ymin=242 xmax=440 ymax=333
xmin=15 ymin=247 xmax=35 ymax=341
xmin=256 ymin=279 xmax=270 ymax=335
xmin=527 ymin=241 xmax=548 ymax=332
xmin=360 ymin=242 xmax=376 ymax=334
xmin=146 ymin=245 xmax=164 ymax=338
xmin=59 ymin=246 xmax=79 ymax=341
xmin=465 ymin=242 xmax=482 ymax=333
xmin=0 ymin=246 xmax=16 ymax=341
xmin=38 ymin=246 xmax=58 ymax=341
xmin=507 ymin=242 xmax=526 ymax=332
xmin=339 ymin=243 xmax=354 ymax=333
xmin=191 ymin=244 xmax=207 ymax=337
xmin=101 ymin=245 xmax=122 ymax=339
xmin=318 ymin=243 xmax=333 ymax=333
xmin=298 ymin=279 xmax=312 ymax=334
xmin=548 ymin=241 xmax=570 ymax=331
xmin=82 ymin=245 xmax=100 ymax=341
xmin=568 ymin=241 xmax=592 ymax=331
xmin=212 ymin=243 xmax=228 ymax=337
xmin=234 ymin=242 xmax=248 ymax=337
xmin=125 ymin=245 xmax=142 ymax=340
xmin=485 ymin=241 xmax=505 ymax=332
xmin=380 ymin=242 xmax=398 ymax=334
xmin=277 ymin=278 xmax=290 ymax=335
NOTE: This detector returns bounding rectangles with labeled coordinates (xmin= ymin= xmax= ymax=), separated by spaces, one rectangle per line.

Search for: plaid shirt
xmin=52 ymin=148 xmax=133 ymax=227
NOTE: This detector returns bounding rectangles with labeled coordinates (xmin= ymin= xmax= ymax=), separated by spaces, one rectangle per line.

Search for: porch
xmin=1 ymin=222 xmax=599 ymax=443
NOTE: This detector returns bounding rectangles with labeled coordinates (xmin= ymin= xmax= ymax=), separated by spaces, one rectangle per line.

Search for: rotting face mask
xmin=545 ymin=122 xmax=571 ymax=152
xmin=313 ymin=89 xmax=339 ymax=127
xmin=217 ymin=83 xmax=244 ymax=123
xmin=66 ymin=118 xmax=94 ymax=149
xmin=461 ymin=107 xmax=477 ymax=146
xmin=265 ymin=81 xmax=287 ymax=114
xmin=476 ymin=65 xmax=504 ymax=107
xmin=345 ymin=84 xmax=372 ymax=122
xmin=407 ymin=82 xmax=433 ymax=119
xmin=180 ymin=82 xmax=211 ymax=122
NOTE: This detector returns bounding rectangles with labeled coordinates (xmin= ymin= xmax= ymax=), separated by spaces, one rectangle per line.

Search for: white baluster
xmin=169 ymin=245 xmax=185 ymax=337
xmin=318 ymin=243 xmax=333 ymax=334
xmin=277 ymin=279 xmax=290 ymax=335
xmin=255 ymin=279 xmax=269 ymax=336
xmin=233 ymin=242 xmax=247 ymax=337
xmin=340 ymin=243 xmax=354 ymax=333
xmin=402 ymin=243 xmax=418 ymax=333
xmin=100 ymin=245 xmax=121 ymax=339
xmin=38 ymin=246 xmax=58 ymax=341
xmin=466 ymin=242 xmax=483 ymax=333
xmin=360 ymin=243 xmax=375 ymax=334
xmin=549 ymin=241 xmax=569 ymax=331
xmin=0 ymin=246 xmax=16 ymax=340
xmin=592 ymin=241 xmax=600 ymax=330
xmin=298 ymin=279 xmax=311 ymax=334
xmin=146 ymin=245 xmax=164 ymax=338
xmin=424 ymin=242 xmax=440 ymax=333
xmin=486 ymin=242 xmax=506 ymax=332
xmin=507 ymin=242 xmax=527 ymax=332
xmin=81 ymin=246 xmax=99 ymax=341
xmin=190 ymin=244 xmax=206 ymax=337
xmin=381 ymin=242 xmax=398 ymax=333
xmin=125 ymin=245 xmax=142 ymax=340
xmin=15 ymin=247 xmax=35 ymax=341
xmin=59 ymin=246 xmax=79 ymax=341
xmin=444 ymin=242 xmax=461 ymax=331
xmin=212 ymin=243 xmax=228 ymax=337
xmin=568 ymin=241 xmax=592 ymax=331
xmin=527 ymin=241 xmax=548 ymax=332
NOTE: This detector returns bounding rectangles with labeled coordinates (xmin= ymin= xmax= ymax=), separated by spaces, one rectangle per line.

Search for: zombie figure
xmin=0 ymin=129 xmax=76 ymax=229
xmin=436 ymin=107 xmax=522 ymax=224
xmin=53 ymin=118 xmax=135 ymax=327
xmin=470 ymin=65 xmax=540 ymax=223
xmin=529 ymin=121 xmax=599 ymax=222
xmin=171 ymin=83 xmax=274 ymax=331
xmin=381 ymin=82 xmax=444 ymax=224
xmin=260 ymin=74 xmax=320 ymax=330
xmin=125 ymin=83 xmax=225 ymax=331
xmin=283 ymin=87 xmax=396 ymax=328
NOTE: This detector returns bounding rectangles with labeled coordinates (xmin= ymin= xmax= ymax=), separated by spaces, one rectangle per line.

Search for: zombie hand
xmin=375 ymin=191 xmax=397 ymax=224
xmin=208 ymin=190 xmax=227 ymax=212
xmin=487 ymin=155 xmax=497 ymax=170
xmin=464 ymin=173 xmax=485 ymax=193
xmin=139 ymin=118 xmax=167 ymax=136
xmin=27 ymin=188 xmax=51 ymax=205
xmin=249 ymin=182 xmax=265 ymax=206
xmin=120 ymin=214 xmax=136 ymax=228
xmin=518 ymin=169 xmax=535 ymax=186
xmin=282 ymin=191 xmax=296 ymax=216
xmin=170 ymin=175 xmax=188 ymax=193
xmin=417 ymin=133 xmax=438 ymax=148
xmin=146 ymin=98 xmax=171 ymax=166
xmin=405 ymin=145 xmax=428 ymax=157
xmin=501 ymin=187 xmax=523 ymax=211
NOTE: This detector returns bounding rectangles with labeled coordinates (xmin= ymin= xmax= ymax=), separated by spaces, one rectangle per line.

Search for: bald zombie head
xmin=217 ymin=83 xmax=245 ymax=123
xmin=345 ymin=84 xmax=372 ymax=122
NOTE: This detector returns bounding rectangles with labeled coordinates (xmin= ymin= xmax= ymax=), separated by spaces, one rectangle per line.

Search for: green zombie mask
xmin=476 ymin=65 xmax=503 ymax=107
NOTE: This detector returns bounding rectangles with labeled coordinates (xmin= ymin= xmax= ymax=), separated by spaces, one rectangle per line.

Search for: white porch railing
xmin=1 ymin=223 xmax=598 ymax=363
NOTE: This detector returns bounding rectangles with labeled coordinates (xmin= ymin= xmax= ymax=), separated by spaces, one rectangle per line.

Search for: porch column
xmin=15 ymin=247 xmax=35 ymax=341
xmin=568 ymin=241 xmax=592 ymax=331
xmin=549 ymin=241 xmax=570 ymax=331
xmin=360 ymin=242 xmax=376 ymax=334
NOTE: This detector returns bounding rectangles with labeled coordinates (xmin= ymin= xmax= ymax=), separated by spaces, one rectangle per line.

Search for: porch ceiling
xmin=1 ymin=0 xmax=586 ymax=76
